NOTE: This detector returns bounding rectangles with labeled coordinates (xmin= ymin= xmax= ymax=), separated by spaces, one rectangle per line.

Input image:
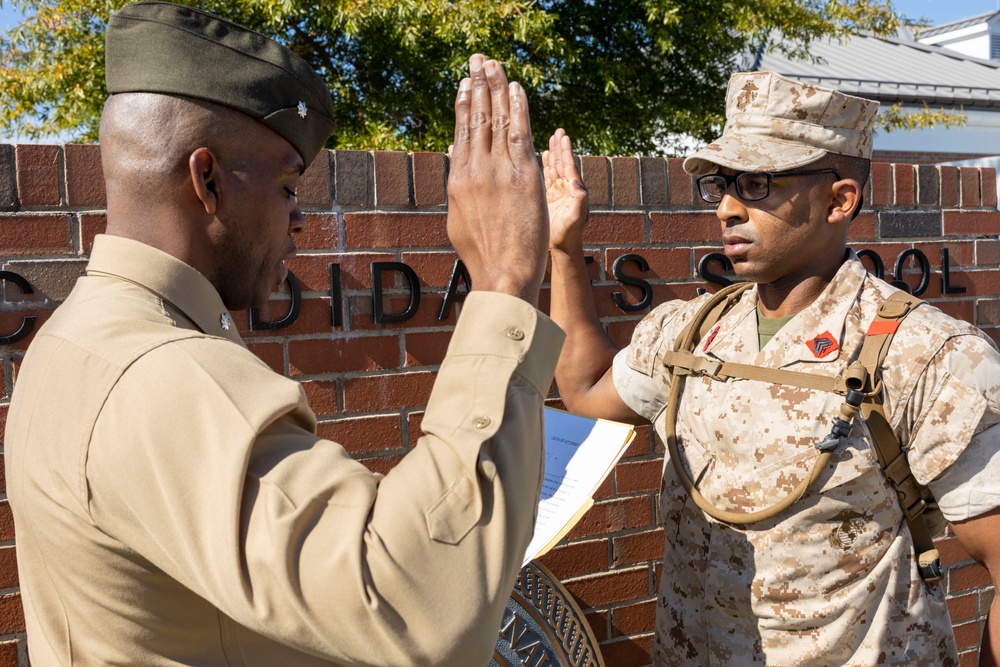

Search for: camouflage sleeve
xmin=928 ymin=424 xmax=1000 ymax=522
xmin=900 ymin=331 xmax=1000 ymax=489
xmin=612 ymin=299 xmax=693 ymax=423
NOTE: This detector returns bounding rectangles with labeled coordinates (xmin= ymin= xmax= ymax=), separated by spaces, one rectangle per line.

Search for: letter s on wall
xmin=612 ymin=254 xmax=652 ymax=312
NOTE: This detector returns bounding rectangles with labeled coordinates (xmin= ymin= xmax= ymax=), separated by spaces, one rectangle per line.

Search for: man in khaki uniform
xmin=542 ymin=71 xmax=1000 ymax=665
xmin=6 ymin=2 xmax=563 ymax=665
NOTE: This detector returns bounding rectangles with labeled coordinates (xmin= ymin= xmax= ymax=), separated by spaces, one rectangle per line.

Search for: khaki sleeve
xmin=87 ymin=291 xmax=564 ymax=666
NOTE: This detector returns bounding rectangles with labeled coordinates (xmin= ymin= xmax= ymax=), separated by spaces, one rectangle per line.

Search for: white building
xmin=917 ymin=11 xmax=1000 ymax=61
xmin=755 ymin=21 xmax=1000 ymax=165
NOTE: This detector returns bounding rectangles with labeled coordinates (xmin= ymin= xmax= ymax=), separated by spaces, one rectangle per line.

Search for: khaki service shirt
xmin=6 ymin=234 xmax=565 ymax=666
xmin=613 ymin=255 xmax=1000 ymax=666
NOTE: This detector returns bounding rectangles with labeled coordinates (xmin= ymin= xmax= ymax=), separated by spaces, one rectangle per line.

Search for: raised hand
xmin=542 ymin=128 xmax=589 ymax=253
xmin=446 ymin=54 xmax=548 ymax=307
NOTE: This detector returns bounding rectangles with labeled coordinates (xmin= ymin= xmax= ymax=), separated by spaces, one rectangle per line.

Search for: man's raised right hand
xmin=543 ymin=128 xmax=590 ymax=255
xmin=446 ymin=54 xmax=548 ymax=307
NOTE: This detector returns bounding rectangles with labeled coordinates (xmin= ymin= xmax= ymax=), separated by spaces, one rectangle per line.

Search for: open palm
xmin=543 ymin=129 xmax=589 ymax=251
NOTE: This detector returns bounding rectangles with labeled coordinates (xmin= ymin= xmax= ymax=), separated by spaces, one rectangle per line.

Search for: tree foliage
xmin=1 ymin=0 xmax=918 ymax=155
xmin=878 ymin=103 xmax=967 ymax=133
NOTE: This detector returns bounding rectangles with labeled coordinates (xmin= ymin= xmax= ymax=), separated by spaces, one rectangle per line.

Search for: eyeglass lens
xmin=698 ymin=173 xmax=771 ymax=203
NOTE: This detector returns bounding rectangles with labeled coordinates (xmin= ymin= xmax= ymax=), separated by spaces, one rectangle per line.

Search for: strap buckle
xmin=918 ymin=549 xmax=943 ymax=582
xmin=661 ymin=351 xmax=724 ymax=380
xmin=902 ymin=496 xmax=928 ymax=522
xmin=687 ymin=356 xmax=723 ymax=380
xmin=877 ymin=293 xmax=920 ymax=319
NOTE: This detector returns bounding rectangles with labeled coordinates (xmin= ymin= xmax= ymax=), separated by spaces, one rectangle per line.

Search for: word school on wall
xmin=0 ymin=246 xmax=967 ymax=344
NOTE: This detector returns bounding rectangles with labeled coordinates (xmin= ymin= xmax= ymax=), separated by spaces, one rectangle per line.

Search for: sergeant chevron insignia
xmin=806 ymin=331 xmax=838 ymax=358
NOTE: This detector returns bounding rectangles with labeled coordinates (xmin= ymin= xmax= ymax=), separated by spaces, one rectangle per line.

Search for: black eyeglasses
xmin=696 ymin=168 xmax=841 ymax=203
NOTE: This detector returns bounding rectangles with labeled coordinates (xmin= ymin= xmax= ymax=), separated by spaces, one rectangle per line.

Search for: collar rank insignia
xmin=297 ymin=101 xmax=308 ymax=119
xmin=703 ymin=325 xmax=721 ymax=351
xmin=806 ymin=331 xmax=838 ymax=358
xmin=220 ymin=313 xmax=231 ymax=331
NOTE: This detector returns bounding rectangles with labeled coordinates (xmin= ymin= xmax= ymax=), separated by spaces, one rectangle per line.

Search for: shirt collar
xmin=703 ymin=251 xmax=868 ymax=368
xmin=86 ymin=234 xmax=245 ymax=346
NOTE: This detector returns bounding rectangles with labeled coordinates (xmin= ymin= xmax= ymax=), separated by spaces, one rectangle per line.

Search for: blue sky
xmin=894 ymin=0 xmax=1000 ymax=25
xmin=0 ymin=4 xmax=21 ymax=31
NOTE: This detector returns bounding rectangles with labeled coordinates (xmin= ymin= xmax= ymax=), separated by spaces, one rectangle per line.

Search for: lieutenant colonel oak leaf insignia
xmin=297 ymin=101 xmax=308 ymax=119
xmin=806 ymin=331 xmax=838 ymax=359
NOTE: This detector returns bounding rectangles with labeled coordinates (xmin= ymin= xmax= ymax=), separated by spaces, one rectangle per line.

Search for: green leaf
xmin=2 ymin=0 xmax=942 ymax=155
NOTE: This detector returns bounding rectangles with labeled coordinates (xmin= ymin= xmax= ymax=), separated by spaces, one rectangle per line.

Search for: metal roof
xmin=755 ymin=32 xmax=1000 ymax=109
xmin=917 ymin=11 xmax=1000 ymax=38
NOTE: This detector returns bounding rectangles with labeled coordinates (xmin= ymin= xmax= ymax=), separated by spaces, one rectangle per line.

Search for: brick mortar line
xmin=0 ymin=208 xmax=104 ymax=214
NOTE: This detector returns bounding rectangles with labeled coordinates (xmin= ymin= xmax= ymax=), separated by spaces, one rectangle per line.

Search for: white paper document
xmin=523 ymin=407 xmax=636 ymax=565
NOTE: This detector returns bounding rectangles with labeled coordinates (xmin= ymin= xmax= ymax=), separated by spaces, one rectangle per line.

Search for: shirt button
xmin=473 ymin=416 xmax=491 ymax=429
xmin=505 ymin=327 xmax=525 ymax=341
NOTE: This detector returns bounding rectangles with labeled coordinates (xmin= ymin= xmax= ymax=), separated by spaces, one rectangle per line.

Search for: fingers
xmin=544 ymin=129 xmax=586 ymax=192
xmin=542 ymin=133 xmax=557 ymax=189
xmin=549 ymin=129 xmax=576 ymax=183
xmin=558 ymin=132 xmax=579 ymax=181
xmin=456 ymin=54 xmax=534 ymax=167
xmin=468 ymin=54 xmax=492 ymax=156
xmin=506 ymin=81 xmax=535 ymax=163
xmin=446 ymin=55 xmax=548 ymax=305
xmin=451 ymin=78 xmax=472 ymax=169
xmin=550 ymin=129 xmax=563 ymax=154
xmin=486 ymin=59 xmax=512 ymax=162
xmin=542 ymin=132 xmax=564 ymax=193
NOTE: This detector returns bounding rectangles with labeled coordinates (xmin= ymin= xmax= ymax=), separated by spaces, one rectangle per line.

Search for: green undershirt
xmin=757 ymin=305 xmax=797 ymax=350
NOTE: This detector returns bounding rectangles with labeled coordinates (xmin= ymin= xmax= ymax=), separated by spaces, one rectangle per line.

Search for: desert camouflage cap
xmin=105 ymin=1 xmax=336 ymax=165
xmin=683 ymin=71 xmax=879 ymax=176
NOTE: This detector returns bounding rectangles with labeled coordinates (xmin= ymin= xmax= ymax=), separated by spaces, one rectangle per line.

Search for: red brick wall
xmin=1 ymin=144 xmax=998 ymax=666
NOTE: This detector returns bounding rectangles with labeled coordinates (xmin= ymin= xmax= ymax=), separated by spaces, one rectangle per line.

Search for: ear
xmin=188 ymin=148 xmax=219 ymax=215
xmin=827 ymin=178 xmax=861 ymax=225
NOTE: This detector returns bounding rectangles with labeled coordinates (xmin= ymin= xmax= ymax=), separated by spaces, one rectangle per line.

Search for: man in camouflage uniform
xmin=542 ymin=71 xmax=1000 ymax=665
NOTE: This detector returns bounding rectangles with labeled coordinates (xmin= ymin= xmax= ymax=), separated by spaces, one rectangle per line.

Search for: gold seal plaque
xmin=492 ymin=562 xmax=605 ymax=667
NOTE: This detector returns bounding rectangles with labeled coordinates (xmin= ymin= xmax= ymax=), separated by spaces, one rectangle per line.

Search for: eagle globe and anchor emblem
xmin=492 ymin=562 xmax=605 ymax=667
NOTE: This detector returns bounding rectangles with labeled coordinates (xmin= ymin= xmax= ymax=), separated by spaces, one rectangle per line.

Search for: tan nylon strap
xmin=662 ymin=282 xmax=833 ymax=525
xmin=660 ymin=350 xmax=841 ymax=393
xmin=663 ymin=349 xmax=835 ymax=524
xmin=717 ymin=363 xmax=839 ymax=392
xmin=858 ymin=292 xmax=921 ymax=381
xmin=857 ymin=292 xmax=939 ymax=576
xmin=666 ymin=378 xmax=834 ymax=525
xmin=862 ymin=405 xmax=927 ymax=520
xmin=679 ymin=281 xmax=752 ymax=345
xmin=660 ymin=282 xmax=940 ymax=564
xmin=667 ymin=280 xmax=841 ymax=394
